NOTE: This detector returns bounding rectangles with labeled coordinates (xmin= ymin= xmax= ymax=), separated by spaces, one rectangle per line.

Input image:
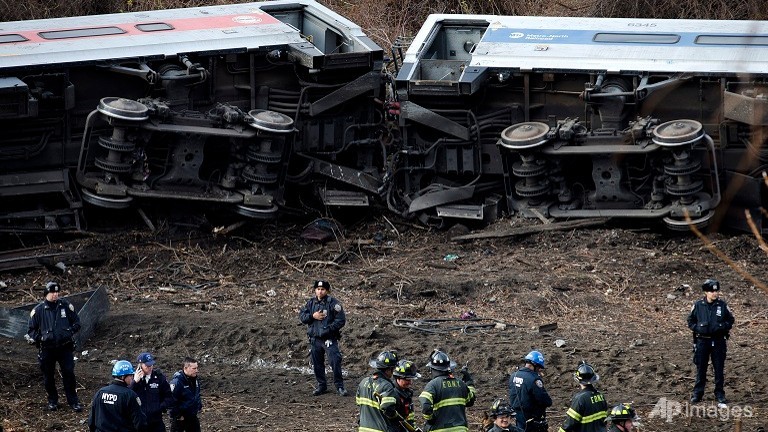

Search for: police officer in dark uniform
xmin=88 ymin=360 xmax=147 ymax=432
xmin=418 ymin=350 xmax=476 ymax=432
xmin=169 ymin=357 xmax=202 ymax=432
xmin=26 ymin=281 xmax=83 ymax=412
xmin=508 ymin=350 xmax=552 ymax=432
xmin=356 ymin=351 xmax=399 ymax=432
xmin=132 ymin=352 xmax=172 ymax=432
xmin=558 ymin=361 xmax=608 ymax=432
xmin=393 ymin=359 xmax=421 ymax=432
xmin=298 ymin=279 xmax=347 ymax=396
xmin=687 ymin=278 xmax=734 ymax=404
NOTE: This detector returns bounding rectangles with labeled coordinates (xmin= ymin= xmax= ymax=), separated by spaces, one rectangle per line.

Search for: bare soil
xmin=1 ymin=217 xmax=767 ymax=432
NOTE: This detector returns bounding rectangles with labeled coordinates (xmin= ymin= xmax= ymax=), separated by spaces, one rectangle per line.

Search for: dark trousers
xmin=38 ymin=346 xmax=79 ymax=405
xmin=170 ymin=416 xmax=200 ymax=432
xmin=147 ymin=420 xmax=167 ymax=432
xmin=693 ymin=337 xmax=727 ymax=398
xmin=310 ymin=337 xmax=344 ymax=390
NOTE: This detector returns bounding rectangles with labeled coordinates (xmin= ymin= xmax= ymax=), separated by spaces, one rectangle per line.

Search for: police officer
xmin=26 ymin=281 xmax=83 ymax=412
xmin=393 ymin=359 xmax=421 ymax=432
xmin=169 ymin=357 xmax=202 ymax=432
xmin=298 ymin=279 xmax=347 ymax=396
xmin=558 ymin=361 xmax=608 ymax=432
xmin=88 ymin=360 xmax=147 ymax=432
xmin=488 ymin=399 xmax=523 ymax=432
xmin=687 ymin=278 xmax=734 ymax=404
xmin=419 ymin=350 xmax=476 ymax=432
xmin=132 ymin=352 xmax=172 ymax=432
xmin=508 ymin=350 xmax=552 ymax=432
xmin=356 ymin=351 xmax=399 ymax=432
xmin=604 ymin=404 xmax=638 ymax=432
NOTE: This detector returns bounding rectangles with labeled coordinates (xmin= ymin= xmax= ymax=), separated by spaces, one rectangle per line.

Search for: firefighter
xmin=393 ymin=359 xmax=421 ymax=431
xmin=604 ymin=404 xmax=639 ymax=432
xmin=418 ymin=350 xmax=476 ymax=432
xmin=356 ymin=351 xmax=399 ymax=432
xmin=687 ymin=278 xmax=734 ymax=404
xmin=508 ymin=350 xmax=552 ymax=432
xmin=558 ymin=361 xmax=608 ymax=432
xmin=488 ymin=399 xmax=523 ymax=432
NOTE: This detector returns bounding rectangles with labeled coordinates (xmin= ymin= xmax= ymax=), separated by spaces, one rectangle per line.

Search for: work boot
xmin=47 ymin=402 xmax=58 ymax=411
xmin=70 ymin=403 xmax=83 ymax=412
xmin=716 ymin=395 xmax=727 ymax=404
xmin=690 ymin=395 xmax=702 ymax=403
xmin=312 ymin=387 xmax=327 ymax=396
xmin=337 ymin=388 xmax=349 ymax=397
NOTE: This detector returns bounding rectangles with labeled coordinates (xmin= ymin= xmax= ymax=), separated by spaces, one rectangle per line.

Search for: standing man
xmin=508 ymin=350 xmax=552 ymax=432
xmin=356 ymin=351 xmax=399 ymax=432
xmin=419 ymin=350 xmax=476 ymax=432
xmin=488 ymin=399 xmax=523 ymax=432
xmin=298 ymin=279 xmax=347 ymax=396
xmin=687 ymin=278 xmax=734 ymax=404
xmin=558 ymin=361 xmax=608 ymax=432
xmin=26 ymin=281 xmax=83 ymax=412
xmin=169 ymin=357 xmax=202 ymax=432
xmin=604 ymin=404 xmax=638 ymax=432
xmin=88 ymin=360 xmax=147 ymax=432
xmin=393 ymin=359 xmax=421 ymax=432
xmin=132 ymin=352 xmax=172 ymax=432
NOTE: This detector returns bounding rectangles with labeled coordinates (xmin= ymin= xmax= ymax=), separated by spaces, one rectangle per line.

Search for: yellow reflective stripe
xmin=566 ymin=407 xmax=582 ymax=421
xmin=356 ymin=397 xmax=380 ymax=409
xmin=358 ymin=427 xmax=386 ymax=432
xmin=580 ymin=411 xmax=607 ymax=424
xmin=380 ymin=396 xmax=396 ymax=405
xmin=557 ymin=428 xmax=567 ymax=432
xmin=433 ymin=397 xmax=468 ymax=409
xmin=430 ymin=426 xmax=468 ymax=432
xmin=419 ymin=391 xmax=434 ymax=403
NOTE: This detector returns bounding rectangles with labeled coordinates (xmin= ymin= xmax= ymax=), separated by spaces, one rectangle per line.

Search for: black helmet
xmin=605 ymin=403 xmax=637 ymax=423
xmin=44 ymin=281 xmax=61 ymax=294
xmin=701 ymin=279 xmax=720 ymax=292
xmin=426 ymin=350 xmax=457 ymax=372
xmin=574 ymin=360 xmax=599 ymax=384
xmin=393 ymin=360 xmax=422 ymax=379
xmin=489 ymin=399 xmax=515 ymax=418
xmin=369 ymin=351 xmax=398 ymax=369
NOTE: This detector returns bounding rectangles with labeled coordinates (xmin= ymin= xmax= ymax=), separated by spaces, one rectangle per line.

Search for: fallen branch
xmin=451 ymin=218 xmax=610 ymax=241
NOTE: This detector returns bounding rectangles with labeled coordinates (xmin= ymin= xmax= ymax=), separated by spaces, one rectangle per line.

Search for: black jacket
xmin=131 ymin=369 xmax=172 ymax=423
xmin=687 ymin=298 xmax=734 ymax=338
xmin=508 ymin=367 xmax=552 ymax=421
xmin=169 ymin=371 xmax=202 ymax=419
xmin=299 ymin=295 xmax=346 ymax=340
xmin=557 ymin=386 xmax=608 ymax=432
xmin=419 ymin=372 xmax=476 ymax=432
xmin=27 ymin=299 xmax=81 ymax=349
xmin=88 ymin=380 xmax=147 ymax=432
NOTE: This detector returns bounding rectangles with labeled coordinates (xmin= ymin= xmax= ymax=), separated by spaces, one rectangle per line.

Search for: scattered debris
xmin=555 ymin=339 xmax=567 ymax=348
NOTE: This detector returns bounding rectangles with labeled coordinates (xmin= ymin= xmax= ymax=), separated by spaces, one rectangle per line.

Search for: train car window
xmin=0 ymin=34 xmax=27 ymax=43
xmin=136 ymin=23 xmax=174 ymax=32
xmin=593 ymin=33 xmax=680 ymax=44
xmin=696 ymin=35 xmax=768 ymax=45
xmin=39 ymin=27 xmax=125 ymax=40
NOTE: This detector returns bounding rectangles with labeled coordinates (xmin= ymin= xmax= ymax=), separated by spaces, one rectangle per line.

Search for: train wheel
xmin=82 ymin=189 xmax=133 ymax=209
xmin=234 ymin=204 xmax=278 ymax=219
xmin=662 ymin=210 xmax=714 ymax=232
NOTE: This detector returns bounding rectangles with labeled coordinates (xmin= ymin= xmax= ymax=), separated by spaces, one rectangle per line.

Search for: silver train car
xmin=0 ymin=0 xmax=383 ymax=232
xmin=394 ymin=15 xmax=768 ymax=231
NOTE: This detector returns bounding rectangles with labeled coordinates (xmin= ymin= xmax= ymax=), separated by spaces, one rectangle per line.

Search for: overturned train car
xmin=394 ymin=15 xmax=768 ymax=232
xmin=2 ymin=5 xmax=768 ymax=234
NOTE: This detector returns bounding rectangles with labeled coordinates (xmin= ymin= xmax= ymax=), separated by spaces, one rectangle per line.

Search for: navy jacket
xmin=687 ymin=298 xmax=734 ymax=338
xmin=132 ymin=369 xmax=172 ymax=424
xmin=88 ymin=380 xmax=147 ymax=432
xmin=27 ymin=299 xmax=81 ymax=348
xmin=169 ymin=371 xmax=202 ymax=419
xmin=508 ymin=367 xmax=552 ymax=421
xmin=299 ymin=295 xmax=346 ymax=340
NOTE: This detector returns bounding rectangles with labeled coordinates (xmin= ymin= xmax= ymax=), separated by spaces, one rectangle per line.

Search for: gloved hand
xmin=461 ymin=368 xmax=474 ymax=386
xmin=24 ymin=334 xmax=36 ymax=345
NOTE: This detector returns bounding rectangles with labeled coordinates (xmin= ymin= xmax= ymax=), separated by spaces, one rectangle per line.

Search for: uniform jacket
xmin=394 ymin=384 xmax=416 ymax=431
xmin=356 ymin=372 xmax=398 ymax=432
xmin=418 ymin=373 xmax=476 ymax=432
xmin=88 ymin=380 xmax=147 ymax=432
xmin=489 ymin=425 xmax=524 ymax=432
xmin=508 ymin=367 xmax=552 ymax=421
xmin=169 ymin=371 xmax=202 ymax=419
xmin=131 ymin=369 xmax=172 ymax=423
xmin=27 ymin=299 xmax=81 ymax=349
xmin=687 ymin=298 xmax=734 ymax=338
xmin=558 ymin=386 xmax=608 ymax=432
xmin=299 ymin=295 xmax=346 ymax=341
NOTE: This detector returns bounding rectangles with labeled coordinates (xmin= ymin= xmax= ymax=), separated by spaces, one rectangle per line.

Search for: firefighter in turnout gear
xmin=687 ymin=278 xmax=734 ymax=404
xmin=558 ymin=361 xmax=608 ymax=432
xmin=88 ymin=360 xmax=147 ymax=432
xmin=488 ymin=399 xmax=523 ymax=432
xmin=418 ymin=350 xmax=476 ymax=432
xmin=604 ymin=404 xmax=639 ymax=432
xmin=393 ymin=359 xmax=422 ymax=432
xmin=508 ymin=350 xmax=552 ymax=432
xmin=356 ymin=351 xmax=400 ymax=432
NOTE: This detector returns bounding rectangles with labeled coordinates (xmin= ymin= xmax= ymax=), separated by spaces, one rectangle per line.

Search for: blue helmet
xmin=525 ymin=350 xmax=545 ymax=368
xmin=112 ymin=360 xmax=135 ymax=377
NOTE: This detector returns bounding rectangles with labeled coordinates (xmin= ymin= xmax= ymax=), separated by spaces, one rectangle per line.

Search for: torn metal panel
xmin=400 ymin=101 xmax=470 ymax=140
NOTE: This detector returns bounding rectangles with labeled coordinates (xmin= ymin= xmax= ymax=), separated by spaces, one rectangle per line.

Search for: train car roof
xmin=407 ymin=14 xmax=768 ymax=74
xmin=0 ymin=0 xmax=376 ymax=69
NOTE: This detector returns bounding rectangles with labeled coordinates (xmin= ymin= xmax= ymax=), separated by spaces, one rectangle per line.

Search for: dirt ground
xmin=1 ymin=214 xmax=767 ymax=432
